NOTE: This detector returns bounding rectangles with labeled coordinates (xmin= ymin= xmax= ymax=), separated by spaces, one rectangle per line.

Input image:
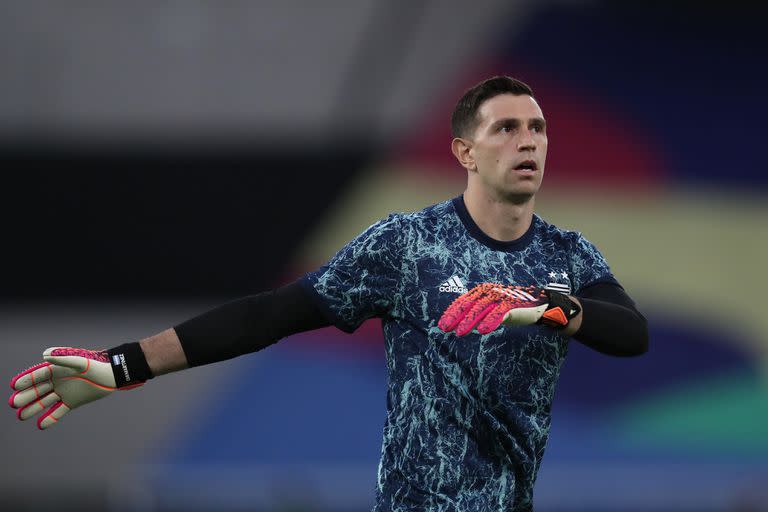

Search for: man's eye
xmin=501 ymin=125 xmax=513 ymax=133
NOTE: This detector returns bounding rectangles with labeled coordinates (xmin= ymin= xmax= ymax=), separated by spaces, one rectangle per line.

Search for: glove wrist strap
xmin=106 ymin=342 xmax=153 ymax=388
xmin=539 ymin=291 xmax=582 ymax=329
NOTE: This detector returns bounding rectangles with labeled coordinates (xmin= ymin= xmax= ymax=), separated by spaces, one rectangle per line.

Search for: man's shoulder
xmin=357 ymin=198 xmax=456 ymax=248
xmin=535 ymin=215 xmax=607 ymax=259
xmin=535 ymin=214 xmax=582 ymax=244
xmin=387 ymin=197 xmax=457 ymax=228
xmin=534 ymin=214 xmax=609 ymax=257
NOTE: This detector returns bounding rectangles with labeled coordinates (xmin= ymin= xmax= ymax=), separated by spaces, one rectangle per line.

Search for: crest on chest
xmin=544 ymin=270 xmax=572 ymax=295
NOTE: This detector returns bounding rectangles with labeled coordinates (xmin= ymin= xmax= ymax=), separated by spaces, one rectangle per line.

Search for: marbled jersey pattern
xmin=302 ymin=197 xmax=615 ymax=511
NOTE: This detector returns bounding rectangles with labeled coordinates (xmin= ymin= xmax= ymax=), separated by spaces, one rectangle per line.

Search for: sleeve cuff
xmin=298 ymin=274 xmax=359 ymax=334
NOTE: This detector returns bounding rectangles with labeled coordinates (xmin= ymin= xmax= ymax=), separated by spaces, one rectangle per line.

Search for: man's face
xmin=467 ymin=93 xmax=548 ymax=202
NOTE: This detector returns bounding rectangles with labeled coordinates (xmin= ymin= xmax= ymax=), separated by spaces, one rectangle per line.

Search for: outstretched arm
xmin=139 ymin=328 xmax=187 ymax=376
xmin=141 ymin=278 xmax=334 ymax=374
xmin=9 ymin=280 xmax=331 ymax=429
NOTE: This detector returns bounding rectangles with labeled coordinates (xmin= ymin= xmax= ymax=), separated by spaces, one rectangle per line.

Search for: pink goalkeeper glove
xmin=9 ymin=347 xmax=143 ymax=430
xmin=438 ymin=283 xmax=580 ymax=336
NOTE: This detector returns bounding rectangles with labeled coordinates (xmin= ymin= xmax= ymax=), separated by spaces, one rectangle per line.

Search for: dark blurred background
xmin=2 ymin=1 xmax=767 ymax=511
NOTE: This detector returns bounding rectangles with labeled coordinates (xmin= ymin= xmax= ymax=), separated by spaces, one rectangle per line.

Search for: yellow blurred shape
xmin=295 ymin=166 xmax=768 ymax=372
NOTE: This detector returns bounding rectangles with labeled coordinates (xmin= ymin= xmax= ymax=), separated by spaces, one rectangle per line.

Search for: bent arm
xmin=140 ymin=280 xmax=331 ymax=376
xmin=569 ymin=282 xmax=649 ymax=357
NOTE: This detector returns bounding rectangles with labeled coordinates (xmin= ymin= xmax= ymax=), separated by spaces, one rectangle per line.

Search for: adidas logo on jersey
xmin=439 ymin=276 xmax=468 ymax=294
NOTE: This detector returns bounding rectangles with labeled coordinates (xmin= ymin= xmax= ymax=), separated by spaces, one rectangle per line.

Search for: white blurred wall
xmin=0 ymin=0 xmax=528 ymax=142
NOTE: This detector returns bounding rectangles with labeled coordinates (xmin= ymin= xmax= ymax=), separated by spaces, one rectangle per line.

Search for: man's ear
xmin=451 ymin=137 xmax=476 ymax=172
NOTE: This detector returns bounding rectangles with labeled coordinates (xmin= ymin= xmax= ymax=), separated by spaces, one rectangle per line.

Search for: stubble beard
xmin=500 ymin=190 xmax=535 ymax=205
xmin=492 ymin=174 xmax=540 ymax=206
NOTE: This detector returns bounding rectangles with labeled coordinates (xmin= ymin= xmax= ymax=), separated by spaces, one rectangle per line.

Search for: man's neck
xmin=463 ymin=186 xmax=535 ymax=242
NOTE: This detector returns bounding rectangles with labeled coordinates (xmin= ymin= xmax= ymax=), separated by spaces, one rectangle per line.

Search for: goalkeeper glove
xmin=9 ymin=345 xmax=149 ymax=430
xmin=438 ymin=283 xmax=581 ymax=336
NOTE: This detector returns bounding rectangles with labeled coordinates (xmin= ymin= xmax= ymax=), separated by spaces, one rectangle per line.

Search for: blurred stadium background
xmin=1 ymin=1 xmax=767 ymax=510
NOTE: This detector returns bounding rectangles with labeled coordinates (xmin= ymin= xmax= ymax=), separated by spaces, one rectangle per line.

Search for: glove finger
xmin=17 ymin=392 xmax=61 ymax=421
xmin=438 ymin=286 xmax=489 ymax=332
xmin=43 ymin=347 xmax=110 ymax=373
xmin=438 ymin=299 xmax=476 ymax=332
xmin=11 ymin=364 xmax=77 ymax=392
xmin=477 ymin=288 xmax=549 ymax=333
xmin=37 ymin=401 xmax=70 ymax=430
xmin=9 ymin=381 xmax=54 ymax=409
xmin=476 ymin=302 xmax=516 ymax=335
xmin=10 ymin=362 xmax=53 ymax=391
xmin=456 ymin=297 xmax=499 ymax=336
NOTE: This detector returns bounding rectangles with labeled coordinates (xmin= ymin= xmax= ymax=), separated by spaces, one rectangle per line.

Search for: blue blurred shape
xmin=162 ymin=336 xmax=387 ymax=465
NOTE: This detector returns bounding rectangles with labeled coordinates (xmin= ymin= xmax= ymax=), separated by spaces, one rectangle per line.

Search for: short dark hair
xmin=450 ymin=76 xmax=534 ymax=139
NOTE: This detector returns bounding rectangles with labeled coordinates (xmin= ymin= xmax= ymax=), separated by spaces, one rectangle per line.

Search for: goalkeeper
xmin=8 ymin=76 xmax=647 ymax=512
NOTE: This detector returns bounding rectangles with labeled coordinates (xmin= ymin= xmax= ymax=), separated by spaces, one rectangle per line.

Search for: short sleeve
xmin=568 ymin=233 xmax=619 ymax=293
xmin=299 ymin=214 xmax=403 ymax=333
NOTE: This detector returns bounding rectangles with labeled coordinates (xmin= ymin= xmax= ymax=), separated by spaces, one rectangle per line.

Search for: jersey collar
xmin=451 ymin=195 xmax=537 ymax=252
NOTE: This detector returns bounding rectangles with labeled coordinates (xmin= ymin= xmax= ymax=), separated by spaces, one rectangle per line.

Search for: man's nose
xmin=517 ymin=130 xmax=536 ymax=151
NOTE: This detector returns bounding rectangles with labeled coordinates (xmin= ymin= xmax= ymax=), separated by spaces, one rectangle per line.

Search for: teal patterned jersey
xmin=301 ymin=196 xmax=617 ymax=511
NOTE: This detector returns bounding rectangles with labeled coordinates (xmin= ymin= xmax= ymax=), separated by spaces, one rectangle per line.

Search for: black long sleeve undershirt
xmin=175 ymin=279 xmax=648 ymax=367
xmin=174 ymin=280 xmax=331 ymax=367
xmin=574 ymin=282 xmax=649 ymax=357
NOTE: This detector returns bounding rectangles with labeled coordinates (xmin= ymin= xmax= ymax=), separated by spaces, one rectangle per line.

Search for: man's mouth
xmin=513 ymin=160 xmax=538 ymax=171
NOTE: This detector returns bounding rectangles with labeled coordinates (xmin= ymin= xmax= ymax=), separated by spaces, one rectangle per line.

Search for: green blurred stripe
xmin=612 ymin=371 xmax=768 ymax=452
